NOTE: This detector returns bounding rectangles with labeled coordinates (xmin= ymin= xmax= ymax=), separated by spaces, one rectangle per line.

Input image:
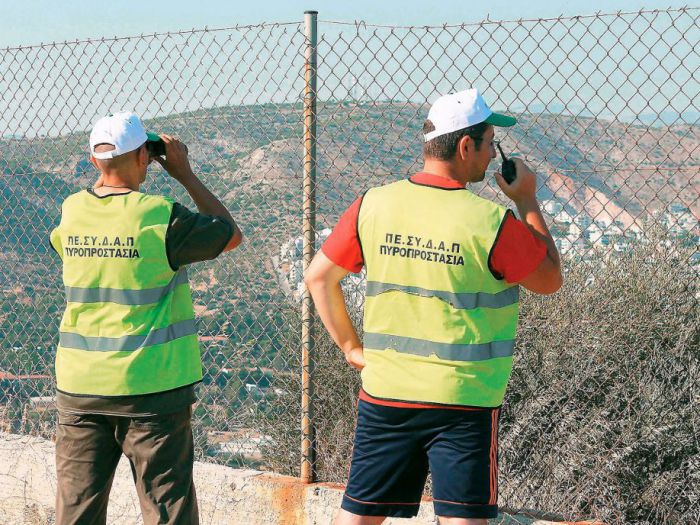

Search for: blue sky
xmin=0 ymin=0 xmax=694 ymax=48
xmin=1 ymin=0 xmax=696 ymax=137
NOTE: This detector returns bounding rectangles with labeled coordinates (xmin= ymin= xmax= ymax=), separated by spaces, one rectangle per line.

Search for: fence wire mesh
xmin=0 ymin=7 xmax=698 ymax=525
xmin=306 ymin=10 xmax=698 ymax=525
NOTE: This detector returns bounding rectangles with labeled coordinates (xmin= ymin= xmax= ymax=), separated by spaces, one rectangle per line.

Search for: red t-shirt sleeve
xmin=320 ymin=195 xmax=365 ymax=273
xmin=489 ymin=211 xmax=547 ymax=283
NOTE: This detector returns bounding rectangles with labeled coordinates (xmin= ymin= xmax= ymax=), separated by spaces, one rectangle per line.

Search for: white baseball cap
xmin=89 ymin=111 xmax=160 ymax=159
xmin=424 ymin=89 xmax=516 ymax=142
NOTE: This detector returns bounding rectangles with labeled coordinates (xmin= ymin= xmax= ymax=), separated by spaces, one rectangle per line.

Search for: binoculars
xmin=146 ymin=138 xmax=166 ymax=157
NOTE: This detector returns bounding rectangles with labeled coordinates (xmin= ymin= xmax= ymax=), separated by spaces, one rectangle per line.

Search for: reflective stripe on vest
xmin=358 ymin=179 xmax=519 ymax=407
xmin=366 ymin=281 xmax=519 ymax=310
xmin=50 ymin=190 xmax=202 ymax=396
xmin=59 ymin=318 xmax=198 ymax=352
xmin=363 ymin=332 xmax=515 ymax=362
xmin=64 ymin=269 xmax=189 ymax=305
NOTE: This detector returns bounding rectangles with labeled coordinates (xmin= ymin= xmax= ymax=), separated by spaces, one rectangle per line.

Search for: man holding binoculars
xmin=50 ymin=111 xmax=242 ymax=524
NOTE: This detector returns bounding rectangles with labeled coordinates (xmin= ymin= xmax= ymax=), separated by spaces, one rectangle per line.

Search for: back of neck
xmin=93 ymin=173 xmax=140 ymax=195
xmin=422 ymin=159 xmax=466 ymax=186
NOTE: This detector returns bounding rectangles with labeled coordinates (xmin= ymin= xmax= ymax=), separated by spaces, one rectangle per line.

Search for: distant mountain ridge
xmin=0 ymin=101 xmax=697 ymax=386
xmin=512 ymin=103 xmax=700 ymax=127
xmin=1 ymin=101 xmax=697 ymax=248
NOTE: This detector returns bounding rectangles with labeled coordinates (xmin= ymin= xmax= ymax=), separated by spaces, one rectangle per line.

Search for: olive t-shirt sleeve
xmin=166 ymin=203 xmax=234 ymax=270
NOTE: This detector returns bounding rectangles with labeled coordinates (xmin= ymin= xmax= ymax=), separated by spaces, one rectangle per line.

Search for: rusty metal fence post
xmin=301 ymin=9 xmax=318 ymax=484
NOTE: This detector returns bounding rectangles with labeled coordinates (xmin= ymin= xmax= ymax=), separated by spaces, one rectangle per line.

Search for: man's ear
xmin=458 ymin=135 xmax=471 ymax=161
xmin=138 ymin=146 xmax=149 ymax=168
xmin=90 ymin=155 xmax=99 ymax=170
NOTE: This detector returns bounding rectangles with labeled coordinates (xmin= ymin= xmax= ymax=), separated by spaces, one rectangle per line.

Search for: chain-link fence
xmin=0 ymin=7 xmax=698 ymax=525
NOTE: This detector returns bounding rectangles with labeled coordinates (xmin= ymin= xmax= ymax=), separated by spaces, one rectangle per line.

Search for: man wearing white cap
xmin=50 ymin=111 xmax=242 ymax=524
xmin=306 ymin=89 xmax=562 ymax=524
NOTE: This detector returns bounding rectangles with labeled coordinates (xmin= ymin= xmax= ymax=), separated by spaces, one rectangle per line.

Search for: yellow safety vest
xmin=50 ymin=190 xmax=202 ymax=396
xmin=358 ymin=179 xmax=519 ymax=407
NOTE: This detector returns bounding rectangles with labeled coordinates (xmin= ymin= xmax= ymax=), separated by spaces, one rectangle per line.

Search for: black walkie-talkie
xmin=496 ymin=141 xmax=517 ymax=184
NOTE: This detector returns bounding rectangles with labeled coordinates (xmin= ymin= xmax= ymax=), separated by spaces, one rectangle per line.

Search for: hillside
xmin=0 ymin=100 xmax=697 ymax=391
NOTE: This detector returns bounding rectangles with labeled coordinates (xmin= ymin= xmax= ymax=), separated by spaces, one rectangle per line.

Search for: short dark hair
xmin=422 ymin=120 xmax=490 ymax=160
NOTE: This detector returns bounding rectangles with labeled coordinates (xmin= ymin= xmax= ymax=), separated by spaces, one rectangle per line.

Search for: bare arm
xmin=155 ymin=134 xmax=242 ymax=252
xmin=495 ymin=158 xmax=563 ymax=294
xmin=304 ymin=251 xmax=365 ymax=369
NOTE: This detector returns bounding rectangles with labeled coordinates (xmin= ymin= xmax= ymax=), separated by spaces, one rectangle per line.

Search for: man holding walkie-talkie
xmin=50 ymin=111 xmax=242 ymax=524
xmin=306 ymin=89 xmax=562 ymax=524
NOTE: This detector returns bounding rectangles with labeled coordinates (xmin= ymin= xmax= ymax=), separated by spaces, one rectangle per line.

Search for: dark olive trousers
xmin=55 ymin=406 xmax=198 ymax=525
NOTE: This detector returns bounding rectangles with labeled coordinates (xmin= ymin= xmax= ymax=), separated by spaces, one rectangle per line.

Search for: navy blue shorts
xmin=341 ymin=398 xmax=500 ymax=519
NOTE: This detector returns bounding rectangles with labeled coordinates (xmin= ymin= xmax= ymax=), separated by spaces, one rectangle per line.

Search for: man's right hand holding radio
xmin=496 ymin=158 xmax=562 ymax=293
xmin=496 ymin=158 xmax=537 ymax=205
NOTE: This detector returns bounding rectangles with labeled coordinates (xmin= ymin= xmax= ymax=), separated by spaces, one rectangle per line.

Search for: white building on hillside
xmin=574 ymin=214 xmax=593 ymax=229
xmin=587 ymin=223 xmax=604 ymax=244
xmin=543 ymin=199 xmax=564 ymax=216
xmin=554 ymin=210 xmax=573 ymax=224
xmin=568 ymin=223 xmax=583 ymax=238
